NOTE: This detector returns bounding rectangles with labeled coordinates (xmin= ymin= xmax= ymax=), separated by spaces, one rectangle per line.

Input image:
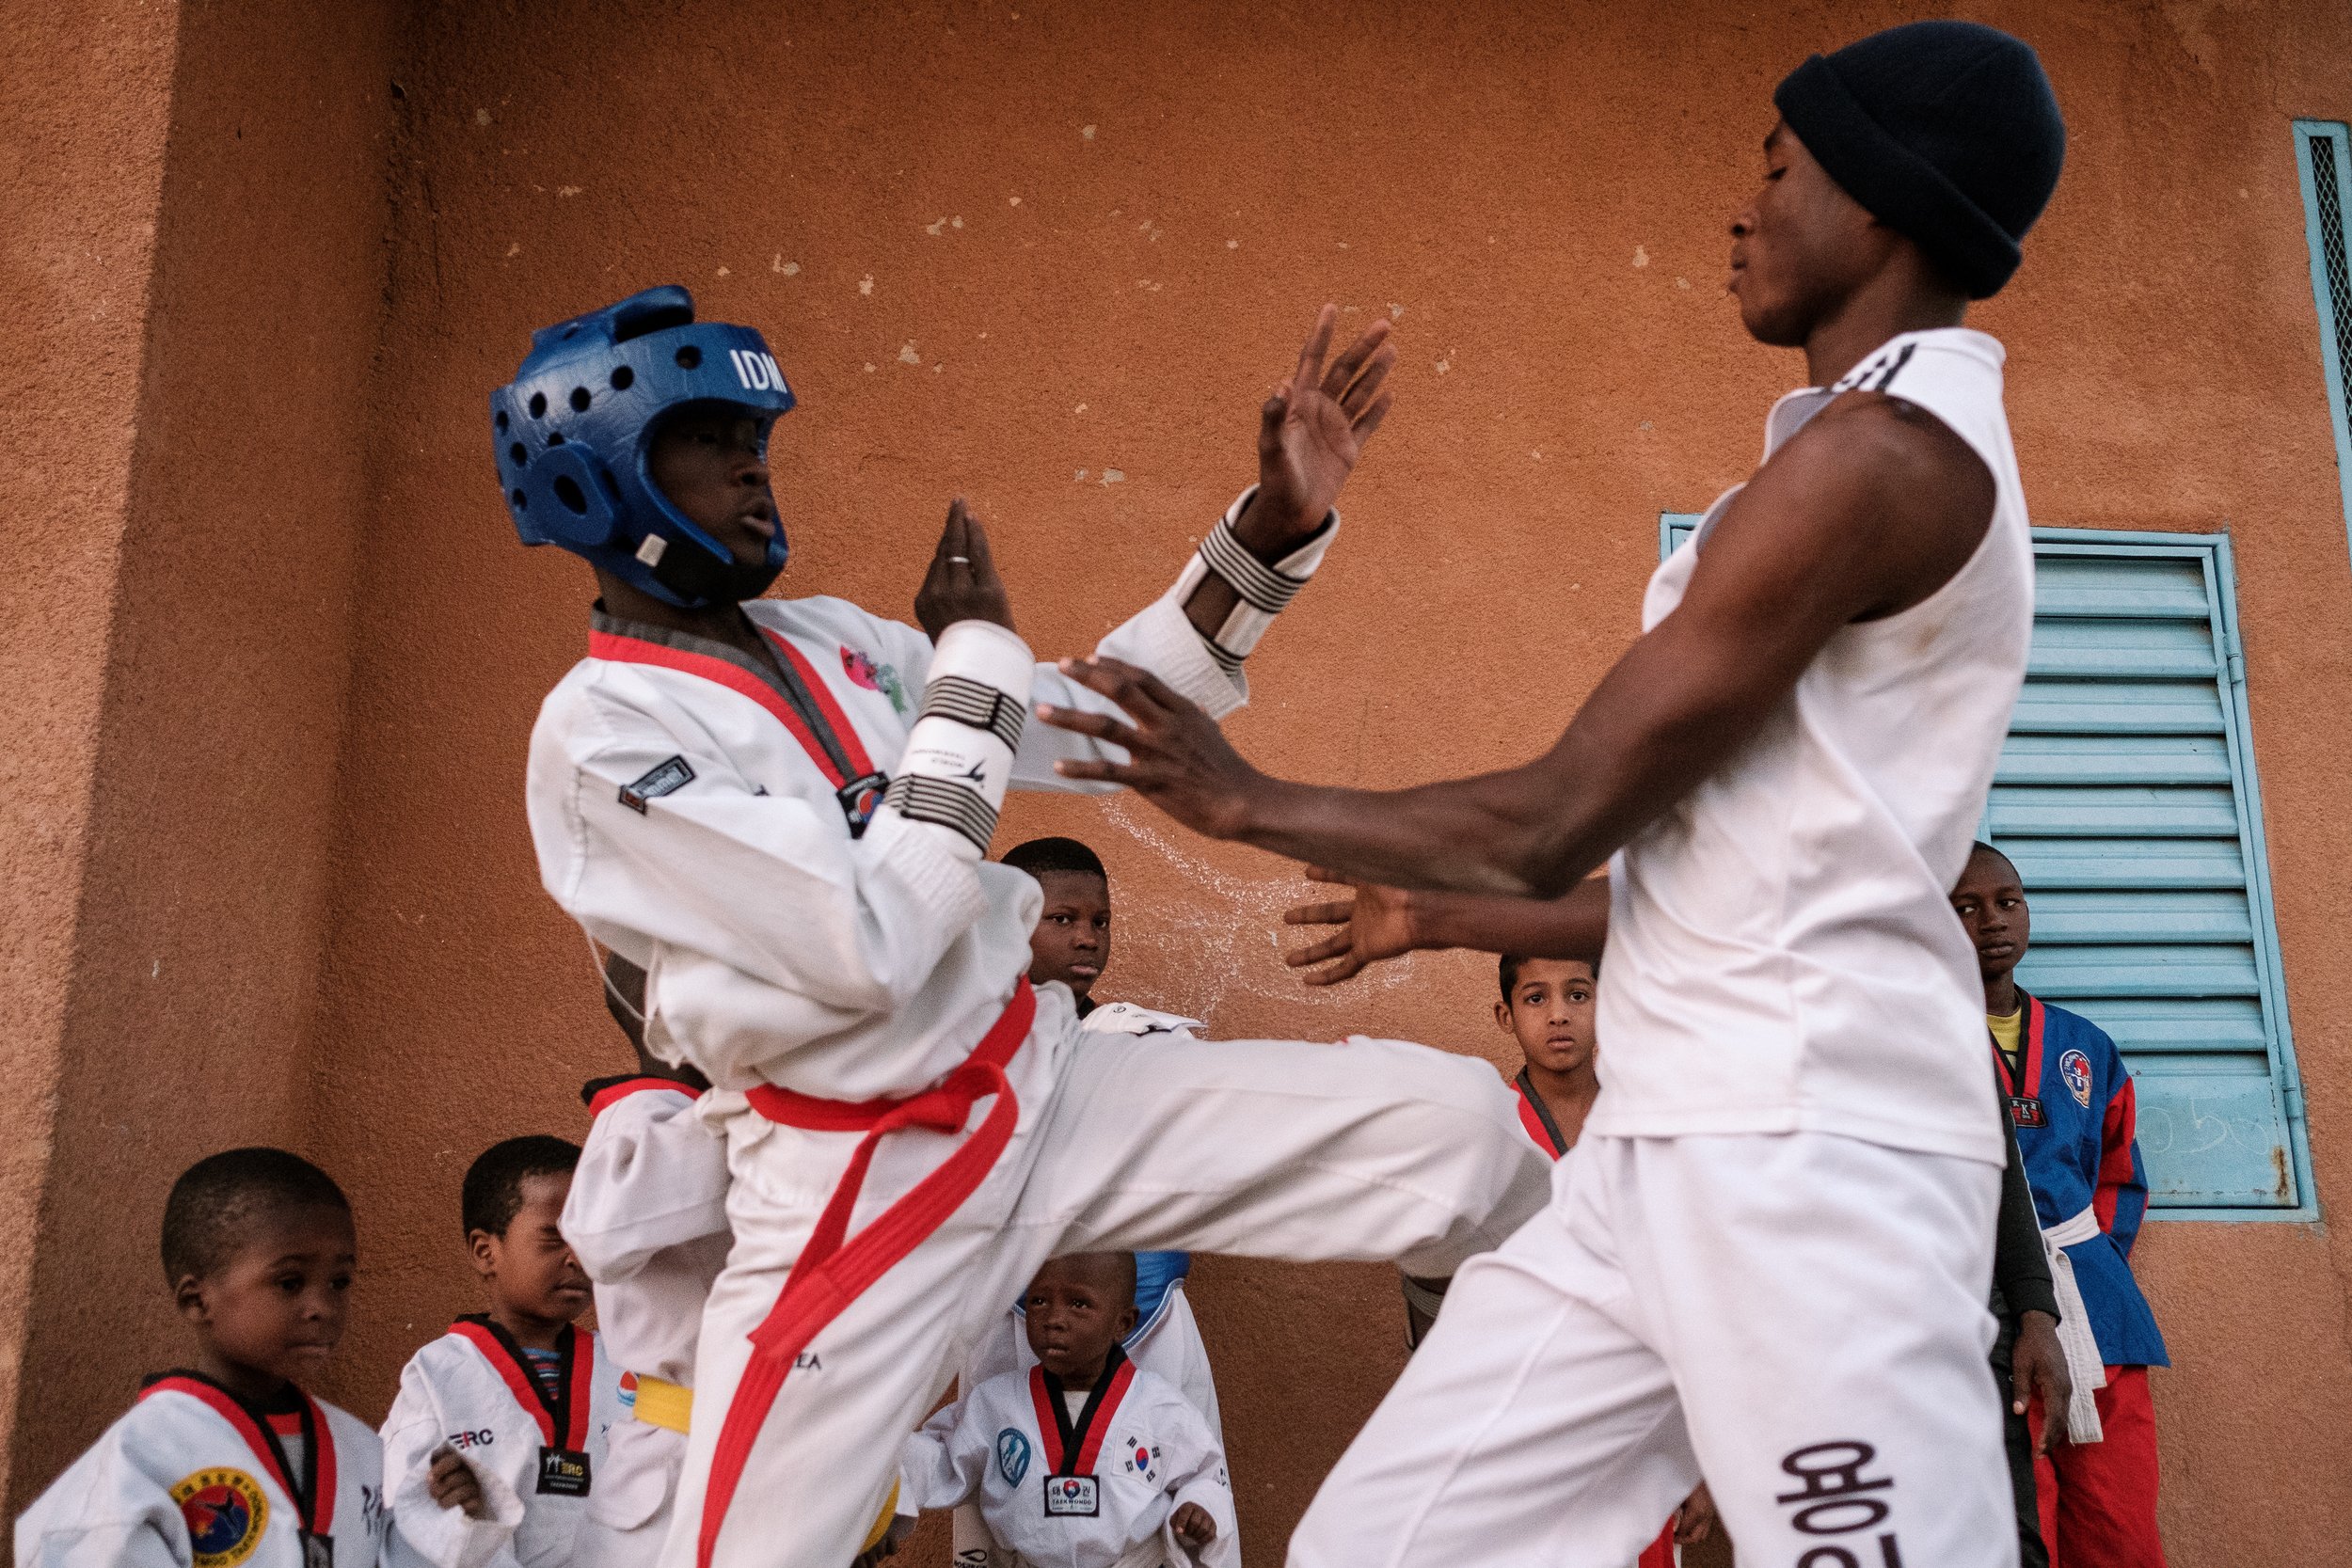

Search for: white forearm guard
xmin=1170 ymin=484 xmax=1340 ymax=674
xmin=882 ymin=620 xmax=1034 ymax=856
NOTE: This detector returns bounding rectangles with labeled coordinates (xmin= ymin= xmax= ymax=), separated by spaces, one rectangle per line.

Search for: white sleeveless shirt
xmin=1587 ymin=327 xmax=2031 ymax=1165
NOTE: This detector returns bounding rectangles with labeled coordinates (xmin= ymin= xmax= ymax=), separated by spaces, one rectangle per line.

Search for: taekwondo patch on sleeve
xmin=995 ymin=1428 xmax=1031 ymax=1487
xmin=172 ymin=1467 xmax=269 ymax=1568
xmin=619 ymin=756 xmax=695 ymax=814
xmin=2059 ymin=1048 xmax=2094 ymax=1108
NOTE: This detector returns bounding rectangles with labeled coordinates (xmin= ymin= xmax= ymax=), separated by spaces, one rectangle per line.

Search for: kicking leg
xmin=1021 ymin=1031 xmax=1550 ymax=1275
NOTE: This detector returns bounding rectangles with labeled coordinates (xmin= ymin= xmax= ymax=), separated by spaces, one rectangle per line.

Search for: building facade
xmin=8 ymin=2 xmax=2352 ymax=1561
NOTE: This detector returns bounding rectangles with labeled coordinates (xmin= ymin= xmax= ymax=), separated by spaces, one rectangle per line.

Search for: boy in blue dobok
xmin=1950 ymin=841 xmax=2169 ymax=1568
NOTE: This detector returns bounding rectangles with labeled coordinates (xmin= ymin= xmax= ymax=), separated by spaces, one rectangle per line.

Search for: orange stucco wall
xmin=10 ymin=3 xmax=2352 ymax=1563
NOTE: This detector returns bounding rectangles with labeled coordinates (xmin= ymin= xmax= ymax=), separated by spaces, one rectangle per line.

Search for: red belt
xmin=698 ymin=979 xmax=1037 ymax=1568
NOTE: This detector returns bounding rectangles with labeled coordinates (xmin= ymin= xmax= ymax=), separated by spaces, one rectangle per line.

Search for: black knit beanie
xmin=1773 ymin=20 xmax=2065 ymax=298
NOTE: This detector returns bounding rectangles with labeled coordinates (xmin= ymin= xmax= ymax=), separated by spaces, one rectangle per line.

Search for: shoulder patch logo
xmin=2059 ymin=1047 xmax=2094 ymax=1108
xmin=172 ymin=1467 xmax=268 ymax=1567
xmin=619 ymin=755 xmax=696 ymax=814
xmin=995 ymin=1427 xmax=1031 ymax=1486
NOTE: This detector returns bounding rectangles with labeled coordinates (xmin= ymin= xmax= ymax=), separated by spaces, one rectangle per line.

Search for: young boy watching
xmin=1486 ymin=957 xmax=1715 ymax=1565
xmin=562 ymin=953 xmax=728 ymax=1568
xmin=1951 ymin=842 xmax=2169 ymax=1566
xmin=382 ymin=1137 xmax=622 ymax=1568
xmin=901 ymin=1254 xmax=1234 ymax=1568
xmin=17 ymin=1148 xmax=501 ymax=1568
xmin=959 ymin=839 xmax=1225 ymax=1564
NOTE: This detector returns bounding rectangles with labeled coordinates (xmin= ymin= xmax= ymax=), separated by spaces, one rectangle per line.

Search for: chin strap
xmin=1169 ymin=485 xmax=1339 ymax=675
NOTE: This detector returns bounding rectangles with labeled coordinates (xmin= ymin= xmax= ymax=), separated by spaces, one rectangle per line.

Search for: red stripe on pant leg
xmin=2050 ymin=1368 xmax=2166 ymax=1568
xmin=696 ymin=1065 xmax=1018 ymax=1568
xmin=1636 ymin=1520 xmax=1676 ymax=1568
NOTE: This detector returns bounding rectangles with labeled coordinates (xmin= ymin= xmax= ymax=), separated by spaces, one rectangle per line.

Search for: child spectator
xmin=561 ymin=953 xmax=728 ymax=1568
xmin=16 ymin=1148 xmax=501 ymax=1568
xmin=1951 ymin=842 xmax=2169 ymax=1566
xmin=381 ymin=1137 xmax=622 ymax=1568
xmin=1489 ymin=955 xmax=1714 ymax=1566
xmin=901 ymin=1254 xmax=1234 ymax=1568
xmin=959 ymin=839 xmax=1224 ymax=1564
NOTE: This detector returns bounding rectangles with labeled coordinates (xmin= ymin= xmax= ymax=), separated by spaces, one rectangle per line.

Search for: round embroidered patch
xmin=171 ymin=1467 xmax=268 ymax=1567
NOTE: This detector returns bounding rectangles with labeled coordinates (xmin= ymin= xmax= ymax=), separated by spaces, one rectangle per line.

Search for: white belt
xmin=2041 ymin=1204 xmax=2109 ymax=1444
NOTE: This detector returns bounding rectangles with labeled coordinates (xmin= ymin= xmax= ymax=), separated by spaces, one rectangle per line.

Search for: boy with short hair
xmin=382 ymin=1137 xmax=624 ymax=1568
xmin=1951 ymin=841 xmax=2169 ymax=1566
xmin=1488 ymin=956 xmax=1714 ymax=1566
xmin=958 ymin=839 xmax=1225 ymax=1563
xmin=562 ymin=954 xmax=729 ymax=1568
xmin=17 ymin=1148 xmax=501 ymax=1568
xmin=902 ymin=1254 xmax=1234 ymax=1568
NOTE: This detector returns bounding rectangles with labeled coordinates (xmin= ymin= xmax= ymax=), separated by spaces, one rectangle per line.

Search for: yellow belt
xmin=630 ymin=1376 xmax=897 ymax=1551
xmin=630 ymin=1374 xmax=693 ymax=1433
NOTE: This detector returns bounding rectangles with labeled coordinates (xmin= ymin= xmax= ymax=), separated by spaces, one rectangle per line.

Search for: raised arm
xmin=1041 ymin=392 xmax=1994 ymax=897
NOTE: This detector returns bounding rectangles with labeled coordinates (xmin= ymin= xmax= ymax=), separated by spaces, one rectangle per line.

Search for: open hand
xmin=1040 ymin=658 xmax=1264 ymax=840
xmin=1171 ymin=1502 xmax=1217 ymax=1547
xmin=1239 ymin=305 xmax=1396 ymax=555
xmin=427 ymin=1447 xmax=488 ymax=1520
xmin=2012 ymin=1309 xmax=2074 ymax=1455
xmin=1282 ymin=869 xmax=1421 ymax=986
xmin=914 ymin=498 xmax=1016 ymax=641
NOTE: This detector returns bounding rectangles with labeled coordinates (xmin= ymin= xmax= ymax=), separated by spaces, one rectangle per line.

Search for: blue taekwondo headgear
xmin=492 ymin=285 xmax=796 ymax=609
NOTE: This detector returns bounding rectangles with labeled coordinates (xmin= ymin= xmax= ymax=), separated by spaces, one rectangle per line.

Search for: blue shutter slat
xmin=2010 ymin=682 xmax=2227 ymax=735
xmin=2026 ymin=619 xmax=2220 ymax=678
xmin=1996 ymin=735 xmax=2233 ymax=785
xmin=2025 ymin=890 xmax=2254 ymax=943
xmin=2019 ymin=943 xmax=2263 ymax=998
xmin=2064 ymin=997 xmax=2268 ymax=1054
xmin=1989 ymin=784 xmax=2240 ymax=837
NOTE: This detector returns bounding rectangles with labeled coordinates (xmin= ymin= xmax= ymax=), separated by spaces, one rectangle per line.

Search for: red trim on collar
xmin=2022 ymin=995 xmax=2047 ymax=1101
xmin=1026 ymin=1358 xmax=1137 ymax=1476
xmin=1071 ymin=1359 xmax=1135 ymax=1476
xmin=1028 ymin=1365 xmax=1063 ymax=1472
xmin=450 ymin=1321 xmax=558 ymax=1448
xmin=140 ymin=1378 xmax=336 ymax=1534
xmin=588 ymin=626 xmax=875 ymax=789
xmin=587 ymin=1076 xmax=698 ymax=1119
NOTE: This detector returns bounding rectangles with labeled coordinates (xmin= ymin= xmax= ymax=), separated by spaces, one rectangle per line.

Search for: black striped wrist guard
xmin=1172 ymin=485 xmax=1338 ymax=674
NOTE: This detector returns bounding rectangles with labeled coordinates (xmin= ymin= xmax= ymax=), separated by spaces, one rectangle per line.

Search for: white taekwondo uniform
xmin=17 ymin=1373 xmax=501 ymax=1568
xmin=1293 ymin=329 xmax=2036 ymax=1568
xmin=561 ymin=1077 xmax=732 ymax=1568
xmin=379 ymin=1322 xmax=623 ymax=1568
xmin=902 ymin=1354 xmax=1236 ymax=1568
xmin=521 ymin=492 xmax=1550 ymax=1568
xmin=957 ymin=1004 xmax=1230 ymax=1567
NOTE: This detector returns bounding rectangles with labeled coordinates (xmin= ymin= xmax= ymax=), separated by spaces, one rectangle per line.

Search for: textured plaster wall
xmin=13 ymin=2 xmax=2352 ymax=1564
xmin=0 ymin=0 xmax=400 ymax=1519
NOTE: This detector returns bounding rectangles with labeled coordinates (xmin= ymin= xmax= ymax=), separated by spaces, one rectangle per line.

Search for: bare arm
xmin=1042 ymin=392 xmax=1994 ymax=897
xmin=1283 ymin=871 xmax=1611 ymax=986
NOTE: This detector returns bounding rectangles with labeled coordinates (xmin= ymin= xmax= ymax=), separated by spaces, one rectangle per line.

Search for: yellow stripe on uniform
xmin=861 ymin=1481 xmax=901 ymax=1554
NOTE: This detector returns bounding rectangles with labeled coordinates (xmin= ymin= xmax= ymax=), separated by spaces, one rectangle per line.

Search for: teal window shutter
xmin=1657 ymin=515 xmax=2312 ymax=1217
xmin=2293 ymin=120 xmax=2352 ymax=556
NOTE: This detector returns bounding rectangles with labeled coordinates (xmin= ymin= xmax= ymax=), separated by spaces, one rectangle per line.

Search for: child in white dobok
xmin=904 ymin=1255 xmax=1233 ymax=1568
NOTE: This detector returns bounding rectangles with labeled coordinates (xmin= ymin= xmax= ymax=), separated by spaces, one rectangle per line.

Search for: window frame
xmin=1657 ymin=515 xmax=2314 ymax=1221
xmin=2293 ymin=119 xmax=2352 ymax=562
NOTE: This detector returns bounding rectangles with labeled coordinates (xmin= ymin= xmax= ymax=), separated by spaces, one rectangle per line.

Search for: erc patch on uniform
xmin=1043 ymin=1475 xmax=1099 ymax=1517
xmin=995 ymin=1428 xmax=1031 ymax=1486
xmin=2059 ymin=1048 xmax=2094 ymax=1107
xmin=619 ymin=755 xmax=695 ymax=814
xmin=171 ymin=1466 xmax=269 ymax=1568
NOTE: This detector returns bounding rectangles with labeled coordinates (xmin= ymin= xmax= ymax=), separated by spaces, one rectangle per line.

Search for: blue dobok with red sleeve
xmin=1999 ymin=994 xmax=2169 ymax=1369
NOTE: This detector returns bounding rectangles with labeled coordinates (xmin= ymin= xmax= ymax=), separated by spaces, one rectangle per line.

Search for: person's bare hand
xmin=1039 ymin=658 xmax=1264 ymax=840
xmin=2012 ymin=1308 xmax=2074 ymax=1455
xmin=1170 ymin=1502 xmax=1217 ymax=1547
xmin=1238 ymin=305 xmax=1396 ymax=556
xmin=1282 ymin=869 xmax=1421 ymax=985
xmin=427 ymin=1447 xmax=488 ymax=1520
xmin=914 ymin=498 xmax=1016 ymax=641
xmin=1673 ymin=1481 xmax=1717 ymax=1545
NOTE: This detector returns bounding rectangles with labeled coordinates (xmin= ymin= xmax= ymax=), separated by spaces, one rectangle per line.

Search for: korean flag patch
xmin=619 ymin=755 xmax=695 ymax=814
xmin=1042 ymin=1475 xmax=1099 ymax=1517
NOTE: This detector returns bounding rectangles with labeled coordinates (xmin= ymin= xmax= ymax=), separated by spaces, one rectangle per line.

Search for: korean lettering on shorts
xmin=1775 ymin=1440 xmax=1902 ymax=1566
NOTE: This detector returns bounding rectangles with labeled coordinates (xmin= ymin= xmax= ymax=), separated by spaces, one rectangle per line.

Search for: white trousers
xmin=660 ymin=1005 xmax=1552 ymax=1568
xmin=1292 ymin=1132 xmax=2011 ymax=1568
